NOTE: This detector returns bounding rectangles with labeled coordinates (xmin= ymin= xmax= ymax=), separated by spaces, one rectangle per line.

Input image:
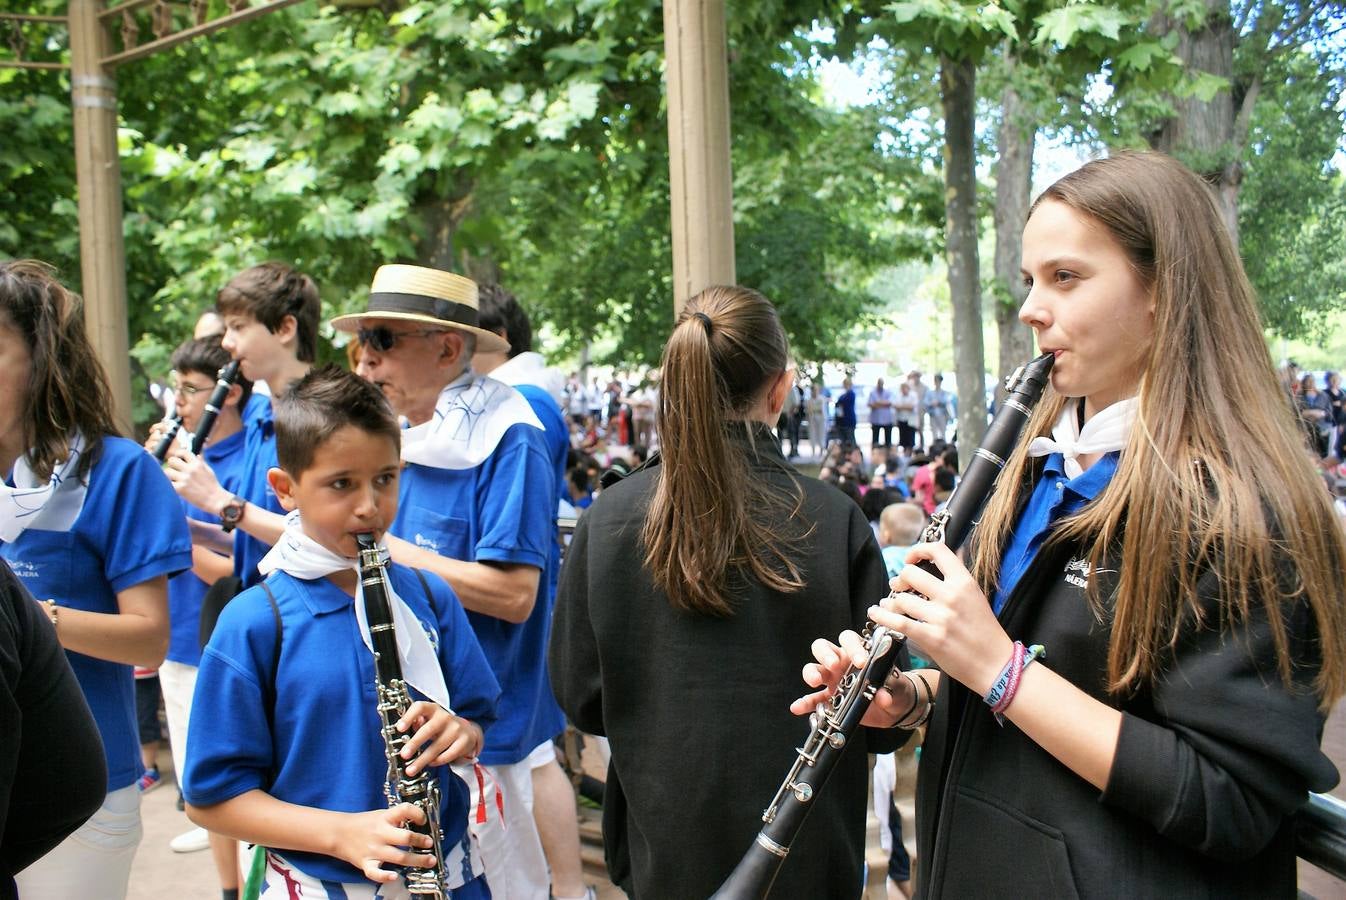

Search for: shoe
xmin=137 ymin=767 xmax=162 ymax=793
xmin=170 ymin=826 xmax=211 ymax=853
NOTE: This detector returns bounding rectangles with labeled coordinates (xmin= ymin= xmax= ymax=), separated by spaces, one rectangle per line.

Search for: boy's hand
xmin=334 ymin=803 xmax=436 ymax=884
xmin=397 ymin=701 xmax=483 ymax=775
xmin=144 ymin=419 xmax=177 ymax=456
xmin=162 ymin=448 xmax=229 ymax=513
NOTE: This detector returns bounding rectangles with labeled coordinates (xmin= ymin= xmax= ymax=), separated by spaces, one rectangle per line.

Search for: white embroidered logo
xmin=1064 ymin=556 xmax=1091 ymax=589
xmin=414 ymin=532 xmax=442 ymax=553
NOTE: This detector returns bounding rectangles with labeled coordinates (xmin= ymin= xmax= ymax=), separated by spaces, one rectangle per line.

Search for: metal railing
xmin=1299 ymin=792 xmax=1346 ymax=881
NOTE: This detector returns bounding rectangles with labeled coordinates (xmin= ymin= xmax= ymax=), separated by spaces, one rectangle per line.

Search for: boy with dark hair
xmin=183 ymin=366 xmax=499 ymax=899
xmin=149 ymin=334 xmax=254 ymax=869
xmin=166 ymin=263 xmax=320 ymax=591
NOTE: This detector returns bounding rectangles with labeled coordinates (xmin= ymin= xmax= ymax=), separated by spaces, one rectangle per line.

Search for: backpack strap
xmin=258 ymin=581 xmax=283 ymax=737
xmin=413 ymin=567 xmax=434 ymax=605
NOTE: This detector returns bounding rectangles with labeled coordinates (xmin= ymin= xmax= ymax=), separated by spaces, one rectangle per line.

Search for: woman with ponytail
xmin=0 ymin=261 xmax=191 ymax=898
xmin=550 ymin=286 xmax=904 ymax=898
xmin=802 ymin=152 xmax=1346 ymax=897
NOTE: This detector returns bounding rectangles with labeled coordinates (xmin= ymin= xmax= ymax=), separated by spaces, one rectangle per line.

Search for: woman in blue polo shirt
xmin=802 ymin=153 xmax=1346 ymax=897
xmin=0 ymin=261 xmax=191 ymax=899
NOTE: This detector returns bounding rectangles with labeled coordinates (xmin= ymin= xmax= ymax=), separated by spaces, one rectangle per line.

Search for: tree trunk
xmin=1149 ymin=0 xmax=1241 ymax=243
xmin=993 ymin=66 xmax=1036 ymax=397
xmin=940 ymin=55 xmax=986 ymax=467
xmin=414 ymin=180 xmax=475 ymax=271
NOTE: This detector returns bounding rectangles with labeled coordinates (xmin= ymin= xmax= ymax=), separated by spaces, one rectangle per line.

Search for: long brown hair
xmin=642 ymin=285 xmax=805 ymax=616
xmin=0 ymin=260 xmax=117 ymax=480
xmin=972 ymin=152 xmax=1346 ymax=708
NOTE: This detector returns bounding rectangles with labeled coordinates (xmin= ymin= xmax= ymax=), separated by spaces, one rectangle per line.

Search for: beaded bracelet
xmin=983 ymin=641 xmax=1045 ymax=725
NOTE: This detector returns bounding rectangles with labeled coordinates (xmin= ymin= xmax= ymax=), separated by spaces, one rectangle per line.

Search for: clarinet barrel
xmin=188 ymin=361 xmax=241 ymax=455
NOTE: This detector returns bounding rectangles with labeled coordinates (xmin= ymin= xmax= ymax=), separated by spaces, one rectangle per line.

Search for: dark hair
xmin=934 ymin=467 xmax=957 ymax=492
xmin=274 ymin=364 xmax=400 ymax=477
xmin=215 ymin=262 xmax=322 ymax=362
xmin=476 ymin=283 xmax=532 ymax=358
xmin=0 ymin=260 xmax=116 ymax=479
xmin=834 ymin=479 xmax=862 ymax=508
xmin=642 ymin=285 xmax=804 ymax=616
xmin=170 ymin=334 xmax=254 ymax=409
xmin=861 ymin=486 xmax=898 ymax=523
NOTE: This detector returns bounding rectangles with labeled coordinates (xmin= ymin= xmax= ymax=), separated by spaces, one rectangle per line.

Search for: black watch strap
xmin=220 ymin=496 xmax=246 ymax=533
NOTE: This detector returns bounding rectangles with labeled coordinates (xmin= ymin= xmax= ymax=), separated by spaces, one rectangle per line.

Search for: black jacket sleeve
xmin=1102 ymin=571 xmax=1336 ymax=860
xmin=549 ymin=512 xmax=606 ymax=736
xmin=0 ymin=560 xmax=106 ymax=878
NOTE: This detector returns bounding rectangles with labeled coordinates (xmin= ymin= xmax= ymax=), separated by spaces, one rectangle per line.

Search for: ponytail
xmin=641 ymin=286 xmax=805 ymax=616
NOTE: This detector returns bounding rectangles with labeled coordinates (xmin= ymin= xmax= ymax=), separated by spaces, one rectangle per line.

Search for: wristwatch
xmin=220 ymin=495 xmax=246 ymax=533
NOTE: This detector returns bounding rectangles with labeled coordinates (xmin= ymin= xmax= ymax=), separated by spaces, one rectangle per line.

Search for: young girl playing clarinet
xmin=800 ymin=151 xmax=1346 ymax=897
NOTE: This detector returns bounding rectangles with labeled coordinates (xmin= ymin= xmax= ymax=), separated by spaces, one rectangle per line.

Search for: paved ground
xmin=126 ymin=698 xmax=1346 ymax=899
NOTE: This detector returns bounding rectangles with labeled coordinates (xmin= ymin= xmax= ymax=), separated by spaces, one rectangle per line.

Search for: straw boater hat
xmin=330 ymin=264 xmax=510 ymax=354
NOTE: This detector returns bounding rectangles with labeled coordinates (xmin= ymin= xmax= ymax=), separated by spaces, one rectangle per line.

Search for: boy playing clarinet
xmin=183 ymin=366 xmax=499 ymax=899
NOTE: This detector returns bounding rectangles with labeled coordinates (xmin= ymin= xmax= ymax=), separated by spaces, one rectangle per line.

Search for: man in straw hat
xmin=333 ymin=264 xmax=562 ymax=900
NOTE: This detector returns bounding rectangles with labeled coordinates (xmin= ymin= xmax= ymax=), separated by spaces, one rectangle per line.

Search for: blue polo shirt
xmin=1 ymin=436 xmax=192 ymax=791
xmin=992 ymin=452 xmax=1119 ymax=614
xmin=232 ymin=405 xmax=285 ymax=588
xmin=167 ymin=428 xmax=248 ymax=666
xmin=184 ymin=566 xmax=499 ymax=885
xmin=393 ymin=420 xmax=566 ymax=766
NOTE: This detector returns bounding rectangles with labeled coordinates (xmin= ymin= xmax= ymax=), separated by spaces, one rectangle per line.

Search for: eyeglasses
xmin=172 ymin=381 xmax=210 ymax=397
xmin=355 ymin=326 xmax=446 ymax=353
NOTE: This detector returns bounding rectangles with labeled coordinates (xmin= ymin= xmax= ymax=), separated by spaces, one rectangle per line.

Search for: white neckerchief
xmin=257 ymin=512 xmax=451 ymax=710
xmin=1027 ymin=397 xmax=1138 ymax=479
xmin=491 ymin=352 xmax=568 ymax=408
xmin=0 ymin=432 xmax=90 ymax=542
xmin=401 ymin=371 xmax=543 ymax=471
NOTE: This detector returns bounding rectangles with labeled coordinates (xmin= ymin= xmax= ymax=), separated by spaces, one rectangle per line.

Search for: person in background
xmin=835 ymin=378 xmax=857 ymax=448
xmin=550 ymin=285 xmax=906 ymax=898
xmin=805 ymin=382 xmax=828 ymax=459
xmin=924 ymin=374 xmax=953 ymax=443
xmin=868 ymin=377 xmax=896 ymax=450
xmin=1 ymin=260 xmax=191 ymax=899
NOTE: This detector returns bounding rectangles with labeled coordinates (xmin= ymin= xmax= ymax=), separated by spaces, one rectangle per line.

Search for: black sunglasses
xmin=355 ymin=326 xmax=446 ymax=352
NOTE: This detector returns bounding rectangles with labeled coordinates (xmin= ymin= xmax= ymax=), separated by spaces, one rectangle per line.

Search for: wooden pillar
xmin=663 ymin=0 xmax=735 ymax=315
xmin=69 ymin=0 xmax=132 ymax=433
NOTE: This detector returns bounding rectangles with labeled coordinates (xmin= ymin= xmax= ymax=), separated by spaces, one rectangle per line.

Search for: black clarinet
xmin=150 ymin=414 xmax=183 ymax=462
xmin=355 ymin=534 xmax=447 ymax=898
xmin=188 ymin=360 xmax=241 ymax=455
xmin=711 ymin=352 xmax=1055 ymax=900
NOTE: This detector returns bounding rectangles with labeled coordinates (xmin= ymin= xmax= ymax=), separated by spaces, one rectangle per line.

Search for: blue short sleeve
xmin=473 ymin=425 xmax=554 ymax=570
xmin=84 ymin=438 xmax=193 ymax=592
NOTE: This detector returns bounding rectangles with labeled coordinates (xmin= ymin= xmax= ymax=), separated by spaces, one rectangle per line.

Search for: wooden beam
xmin=662 ymin=0 xmax=735 ymax=315
xmin=101 ymin=0 xmax=305 ymax=67
xmin=0 ymin=60 xmax=70 ymax=70
xmin=69 ymin=0 xmax=133 ymax=433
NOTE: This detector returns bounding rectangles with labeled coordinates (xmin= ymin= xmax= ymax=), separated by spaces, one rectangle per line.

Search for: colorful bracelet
xmin=983 ymin=641 xmax=1045 ymax=725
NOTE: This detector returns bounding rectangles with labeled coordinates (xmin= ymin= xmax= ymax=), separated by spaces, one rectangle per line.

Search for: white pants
xmin=158 ymin=659 xmax=198 ymax=787
xmin=15 ymin=784 xmax=141 ymax=899
xmin=469 ymin=758 xmax=551 ymax=899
